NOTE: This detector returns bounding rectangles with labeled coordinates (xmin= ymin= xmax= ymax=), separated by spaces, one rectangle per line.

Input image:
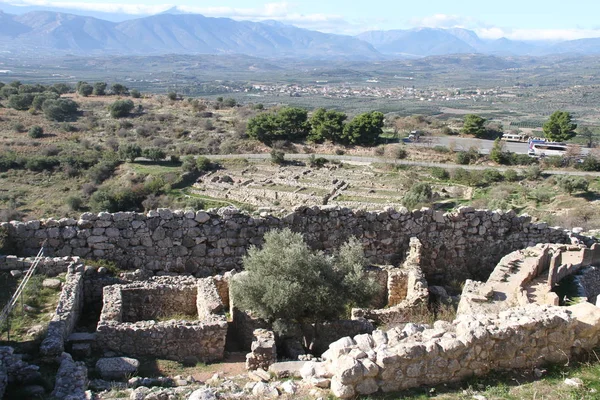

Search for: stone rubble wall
xmin=352 ymin=238 xmax=429 ymax=326
xmin=0 ymin=255 xmax=81 ymax=276
xmin=97 ymin=276 xmax=228 ymax=363
xmin=579 ymin=266 xmax=600 ymax=304
xmin=120 ymin=283 xmax=198 ymax=322
xmin=246 ymin=329 xmax=277 ymax=371
xmin=0 ymin=346 xmax=41 ymax=388
xmin=50 ymin=352 xmax=88 ymax=400
xmin=39 ymin=264 xmax=84 ymax=359
xmin=2 ymin=206 xmax=584 ymax=284
xmin=306 ymin=303 xmax=600 ymax=398
xmin=0 ymin=360 xmax=6 ymax=400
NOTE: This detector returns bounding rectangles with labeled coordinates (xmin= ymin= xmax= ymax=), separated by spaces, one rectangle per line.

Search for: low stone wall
xmin=0 ymin=359 xmax=6 ymax=400
xmin=96 ymin=276 xmax=228 ymax=363
xmin=304 ymin=303 xmax=600 ymax=398
xmin=40 ymin=264 xmax=84 ymax=359
xmin=3 ymin=206 xmax=585 ymax=284
xmin=0 ymin=255 xmax=80 ymax=276
xmin=0 ymin=346 xmax=41 ymax=389
xmin=51 ymin=352 xmax=88 ymax=399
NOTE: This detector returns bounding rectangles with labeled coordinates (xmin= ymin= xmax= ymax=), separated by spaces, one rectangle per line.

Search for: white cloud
xmin=1 ymin=0 xmax=361 ymax=33
xmin=477 ymin=28 xmax=600 ymax=41
xmin=408 ymin=13 xmax=600 ymax=41
xmin=409 ymin=14 xmax=482 ymax=30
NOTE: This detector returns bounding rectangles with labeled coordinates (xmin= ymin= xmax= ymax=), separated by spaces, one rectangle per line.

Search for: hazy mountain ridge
xmin=0 ymin=8 xmax=600 ymax=58
xmin=0 ymin=10 xmax=381 ymax=59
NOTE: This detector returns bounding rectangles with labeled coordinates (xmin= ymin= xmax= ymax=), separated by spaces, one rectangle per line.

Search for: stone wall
xmin=579 ymin=267 xmax=600 ymax=304
xmin=304 ymin=303 xmax=600 ymax=398
xmin=352 ymin=238 xmax=429 ymax=326
xmin=0 ymin=359 xmax=5 ymax=400
xmin=2 ymin=206 xmax=583 ymax=284
xmin=0 ymin=255 xmax=80 ymax=276
xmin=40 ymin=264 xmax=84 ymax=359
xmin=51 ymin=352 xmax=88 ymax=400
xmin=96 ymin=276 xmax=228 ymax=363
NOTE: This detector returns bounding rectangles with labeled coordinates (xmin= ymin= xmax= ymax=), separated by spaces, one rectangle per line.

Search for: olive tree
xmin=231 ymin=228 xmax=380 ymax=334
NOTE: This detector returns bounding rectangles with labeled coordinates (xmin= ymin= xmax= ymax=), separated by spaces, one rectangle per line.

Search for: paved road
xmin=206 ymin=153 xmax=600 ymax=177
xmin=405 ymin=136 xmax=591 ymax=156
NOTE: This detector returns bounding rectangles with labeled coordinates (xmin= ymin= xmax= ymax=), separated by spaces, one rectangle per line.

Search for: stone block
xmin=95 ymin=357 xmax=140 ymax=381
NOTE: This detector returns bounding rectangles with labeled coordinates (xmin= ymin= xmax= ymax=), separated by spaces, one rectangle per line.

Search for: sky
xmin=2 ymin=0 xmax=600 ymax=41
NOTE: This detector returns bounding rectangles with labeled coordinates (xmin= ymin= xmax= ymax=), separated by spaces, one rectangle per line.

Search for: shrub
xmin=109 ymin=99 xmax=135 ymax=118
xmin=142 ymin=147 xmax=166 ymax=161
xmin=270 ymin=149 xmax=285 ymax=165
xmin=196 ymin=156 xmax=211 ymax=172
xmin=525 ymin=165 xmax=542 ymax=180
xmin=11 ymin=122 xmax=25 ymax=132
xmin=483 ymin=169 xmax=503 ymax=183
xmin=456 ymin=151 xmax=473 ymax=165
xmin=504 ymin=169 xmax=519 ymax=182
xmin=402 ymin=182 xmax=433 ymax=209
xmin=42 ymin=98 xmax=79 ymax=121
xmin=167 ymin=92 xmax=177 ymax=101
xmin=433 ymin=145 xmax=451 ymax=154
xmin=66 ymin=196 xmax=83 ymax=211
xmin=393 ymin=146 xmax=408 ymax=159
xmin=181 ymin=156 xmax=197 ymax=172
xmin=130 ymin=89 xmax=141 ymax=99
xmin=230 ymin=229 xmax=380 ymax=328
xmin=556 ymin=176 xmax=589 ymax=194
xmin=7 ymin=93 xmax=34 ymax=110
xmin=430 ymin=167 xmax=450 ymax=180
xmin=577 ymin=155 xmax=600 ymax=172
xmin=87 ymin=160 xmax=118 ymax=184
xmin=28 ymin=126 xmax=44 ymax=138
xmin=118 ymin=143 xmax=142 ymax=162
xmin=308 ymin=155 xmax=328 ymax=168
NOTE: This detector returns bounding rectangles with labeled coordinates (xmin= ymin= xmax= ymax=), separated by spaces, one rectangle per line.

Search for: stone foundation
xmin=96 ymin=276 xmax=228 ymax=363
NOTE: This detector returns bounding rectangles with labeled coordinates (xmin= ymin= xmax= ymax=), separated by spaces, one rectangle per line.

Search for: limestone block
xmin=95 ymin=357 xmax=140 ymax=381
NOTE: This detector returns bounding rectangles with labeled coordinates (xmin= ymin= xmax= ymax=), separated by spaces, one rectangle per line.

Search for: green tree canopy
xmin=111 ymin=83 xmax=128 ymax=95
xmin=42 ymin=98 xmax=79 ymax=121
xmin=119 ymin=143 xmax=142 ymax=162
xmin=462 ymin=114 xmax=487 ymax=137
xmin=7 ymin=94 xmax=34 ymax=110
xmin=231 ymin=228 xmax=380 ymax=325
xmin=93 ymin=82 xmax=107 ymax=96
xmin=308 ymin=108 xmax=347 ymax=143
xmin=543 ymin=111 xmax=577 ymax=142
xmin=109 ymin=99 xmax=135 ymax=118
xmin=32 ymin=92 xmax=59 ymax=111
xmin=340 ymin=111 xmax=384 ymax=146
xmin=141 ymin=147 xmax=166 ymax=161
xmin=246 ymin=107 xmax=309 ymax=144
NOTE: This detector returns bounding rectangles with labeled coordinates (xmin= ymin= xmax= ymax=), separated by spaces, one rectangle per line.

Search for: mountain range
xmin=1 ymin=8 xmax=600 ymax=59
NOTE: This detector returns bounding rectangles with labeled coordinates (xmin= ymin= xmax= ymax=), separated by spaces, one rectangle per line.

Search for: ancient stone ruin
xmin=97 ymin=276 xmax=228 ymax=363
xmin=1 ymin=205 xmax=600 ymax=399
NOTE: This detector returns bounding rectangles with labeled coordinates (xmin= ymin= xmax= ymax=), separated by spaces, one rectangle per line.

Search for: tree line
xmin=462 ymin=110 xmax=579 ymax=143
xmin=247 ymin=107 xmax=385 ymax=146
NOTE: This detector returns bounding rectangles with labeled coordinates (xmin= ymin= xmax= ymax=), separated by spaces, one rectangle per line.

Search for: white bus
xmin=527 ymin=141 xmax=568 ymax=157
xmin=501 ymin=133 xmax=529 ymax=142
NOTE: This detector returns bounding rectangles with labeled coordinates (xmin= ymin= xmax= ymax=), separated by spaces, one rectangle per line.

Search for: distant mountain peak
xmin=158 ymin=6 xmax=188 ymax=15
